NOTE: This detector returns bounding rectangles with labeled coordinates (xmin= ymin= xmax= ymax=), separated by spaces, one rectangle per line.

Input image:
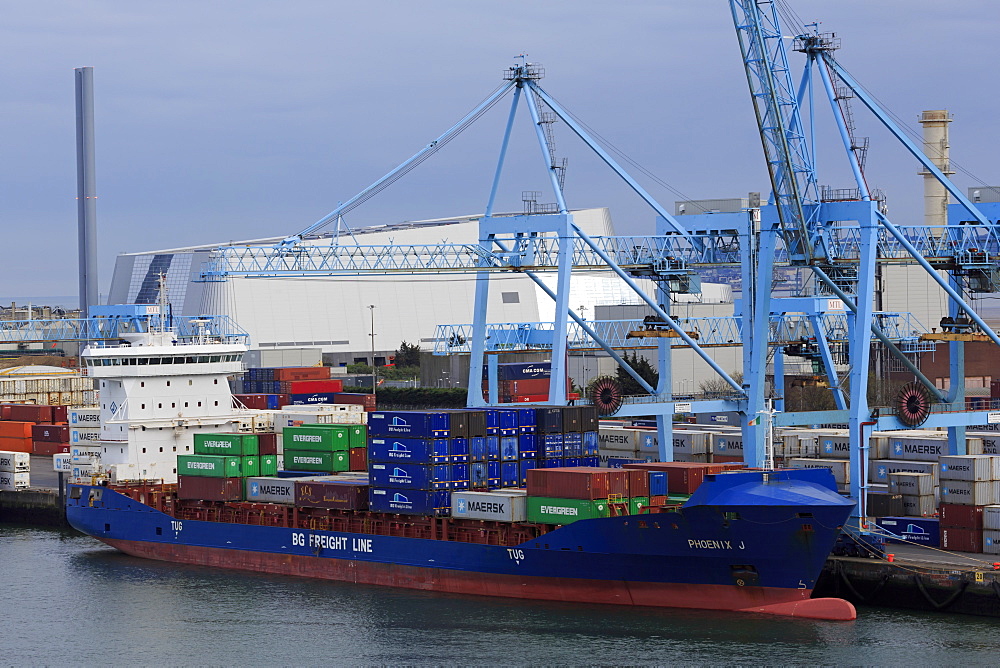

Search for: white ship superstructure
xmin=80 ymin=308 xmax=250 ymax=483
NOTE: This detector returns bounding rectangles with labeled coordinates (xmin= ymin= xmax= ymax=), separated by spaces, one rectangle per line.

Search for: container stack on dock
xmin=0 ymin=450 xmax=30 ymax=491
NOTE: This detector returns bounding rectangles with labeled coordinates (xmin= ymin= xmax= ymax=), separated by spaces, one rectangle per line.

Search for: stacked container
xmin=937 ymin=455 xmax=1000 ymax=552
xmin=0 ymin=450 xmax=30 ymax=490
xmin=282 ymin=425 xmax=354 ymax=474
xmin=888 ymin=471 xmax=936 ymax=516
xmin=513 ymin=406 xmax=599 ymax=485
xmin=525 ymin=467 xmax=622 ymax=524
xmin=176 ymin=433 xmax=278 ymax=501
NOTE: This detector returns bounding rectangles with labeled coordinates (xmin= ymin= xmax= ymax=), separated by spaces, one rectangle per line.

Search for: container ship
xmin=64 ymin=318 xmax=857 ymax=621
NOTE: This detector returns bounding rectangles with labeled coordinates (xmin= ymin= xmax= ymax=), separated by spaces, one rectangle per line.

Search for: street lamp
xmin=368 ymin=305 xmax=376 ymax=404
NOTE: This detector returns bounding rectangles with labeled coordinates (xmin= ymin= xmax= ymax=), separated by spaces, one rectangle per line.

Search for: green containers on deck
xmin=284 ymin=450 xmax=349 ymax=473
xmin=194 ymin=433 xmax=259 ymax=456
xmin=347 ymin=424 xmax=367 ymax=449
xmin=178 ymin=454 xmax=243 ymax=478
xmin=283 ymin=426 xmax=349 ymax=452
xmin=259 ymin=454 xmax=278 ymax=476
xmin=526 ymin=496 xmax=610 ymax=524
xmin=629 ymin=497 xmax=650 ymax=515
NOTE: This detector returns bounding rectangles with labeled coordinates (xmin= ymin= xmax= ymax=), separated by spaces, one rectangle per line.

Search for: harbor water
xmin=4 ymin=523 xmax=1000 ymax=665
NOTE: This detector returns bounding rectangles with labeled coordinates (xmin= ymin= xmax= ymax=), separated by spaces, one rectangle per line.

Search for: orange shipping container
xmin=0 ymin=421 xmax=34 ymax=439
xmin=0 ymin=435 xmax=32 ymax=453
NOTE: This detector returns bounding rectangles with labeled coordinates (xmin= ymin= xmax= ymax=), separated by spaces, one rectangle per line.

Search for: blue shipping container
xmin=369 ymin=462 xmax=452 ymax=490
xmin=563 ymin=457 xmax=581 ymax=467
xmin=649 ymin=471 xmax=668 ymax=496
xmin=488 ymin=461 xmax=500 ymax=486
xmin=451 ymin=464 xmax=470 ymax=490
xmin=563 ymin=433 xmax=583 ymax=457
xmin=542 ymin=458 xmax=564 ymax=469
xmin=501 ymin=462 xmax=519 ymax=488
xmin=482 ymin=409 xmax=499 ymax=436
xmin=607 ymin=458 xmax=647 ymax=469
xmin=580 ymin=456 xmax=600 ymax=468
xmin=450 ymin=437 xmax=470 ymax=463
xmin=542 ymin=433 xmax=564 ymax=457
xmin=497 ymin=409 xmax=518 ymax=435
xmin=518 ymin=434 xmax=539 ymax=459
xmin=498 ymin=362 xmax=551 ymax=380
xmin=500 ymin=437 xmax=519 ymax=462
xmin=470 ymin=462 xmax=489 ymax=488
xmin=469 ymin=437 xmax=487 ymax=463
xmin=486 ymin=436 xmax=500 ymax=461
xmin=519 ymin=459 xmax=537 ymax=486
xmin=875 ymin=517 xmax=940 ymax=547
xmin=369 ymin=488 xmax=451 ymax=516
xmin=368 ymin=437 xmax=450 ymax=464
xmin=582 ymin=431 xmax=599 ymax=456
xmin=516 ymin=408 xmax=537 ymax=434
xmin=368 ymin=411 xmax=467 ymax=439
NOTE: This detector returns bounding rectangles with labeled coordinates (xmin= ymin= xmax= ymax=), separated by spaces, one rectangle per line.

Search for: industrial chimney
xmin=917 ymin=110 xmax=954 ymax=227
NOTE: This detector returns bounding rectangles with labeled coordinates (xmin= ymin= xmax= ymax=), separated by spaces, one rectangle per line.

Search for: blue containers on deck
xmin=501 ymin=462 xmax=520 ymax=488
xmin=486 ymin=436 xmax=500 ymax=461
xmin=369 ymin=488 xmax=451 ymax=516
xmin=515 ymin=408 xmax=537 ymax=435
xmin=450 ymin=438 xmax=470 ymax=463
xmin=649 ymin=471 xmax=668 ymax=496
xmin=500 ymin=437 xmax=519 ymax=462
xmin=287 ymin=393 xmax=338 ymax=405
xmin=582 ymin=431 xmax=599 ymax=456
xmin=518 ymin=459 xmax=537 ymax=486
xmin=369 ymin=462 xmax=453 ymax=490
xmin=542 ymin=433 xmax=564 ymax=458
xmin=469 ymin=437 xmax=487 ymax=463
xmin=368 ymin=411 xmax=469 ymax=439
xmin=518 ymin=434 xmax=539 ymax=459
xmin=563 ymin=433 xmax=583 ymax=457
xmin=368 ymin=437 xmax=450 ymax=464
xmin=580 ymin=456 xmax=600 ymax=467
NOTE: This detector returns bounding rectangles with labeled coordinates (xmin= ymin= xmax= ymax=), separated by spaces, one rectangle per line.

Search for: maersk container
xmin=368 ymin=487 xmax=450 ymax=516
xmin=984 ymin=530 xmax=1000 ymax=555
xmin=939 ymin=455 xmax=998 ymax=482
xmin=194 ymin=433 xmax=259 ymax=456
xmin=940 ymin=480 xmax=998 ymax=506
xmin=500 ymin=437 xmax=519 ymax=462
xmin=900 ymin=494 xmax=936 ymax=516
xmin=69 ymin=428 xmax=101 ymax=445
xmin=870 ymin=460 xmax=939 ymax=484
xmin=245 ymin=476 xmax=298 ymax=504
xmin=875 ymin=516 xmax=940 ymax=547
xmin=886 ymin=437 xmax=947 ymax=462
xmin=712 ymin=434 xmax=744 ymax=456
xmin=284 ymin=450 xmax=349 ymax=473
xmin=450 ymin=438 xmax=469 ymax=463
xmin=367 ymin=411 xmax=468 ymax=439
xmin=984 ymin=505 xmax=1000 ymax=531
xmin=68 ymin=407 xmax=100 ymax=426
xmin=787 ymin=458 xmax=850 ymax=485
xmin=563 ymin=433 xmax=583 ymax=458
xmin=469 ymin=437 xmax=487 ymax=463
xmin=282 ymin=426 xmax=349 ymax=452
xmin=451 ymin=490 xmax=527 ymax=522
xmin=517 ymin=434 xmax=539 ymax=459
xmin=369 ymin=462 xmax=452 ymax=490
xmin=0 ymin=471 xmax=29 ymax=490
xmin=542 ymin=433 xmax=564 ymax=458
xmin=500 ymin=461 xmax=519 ymax=488
xmin=0 ymin=451 xmax=29 ymax=472
xmin=486 ymin=436 xmax=500 ymax=461
xmin=526 ymin=496 xmax=609 ymax=524
xmin=177 ymin=454 xmax=242 ymax=478
xmin=598 ymin=426 xmax=637 ymax=452
xmin=295 ymin=478 xmax=369 ymax=510
xmin=672 ymin=431 xmax=709 ymax=456
xmin=888 ymin=472 xmax=934 ymax=496
xmin=368 ymin=437 xmax=449 ymax=464
xmin=177 ymin=475 xmax=243 ymax=501
xmin=816 ymin=432 xmax=852 ymax=459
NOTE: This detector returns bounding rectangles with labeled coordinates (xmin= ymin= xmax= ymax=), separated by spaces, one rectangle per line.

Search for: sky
xmin=0 ymin=0 xmax=997 ymax=304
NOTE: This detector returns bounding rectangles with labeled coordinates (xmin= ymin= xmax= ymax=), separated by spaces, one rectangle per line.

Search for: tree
xmin=616 ymin=352 xmax=659 ymax=395
xmin=394 ymin=341 xmax=421 ymax=368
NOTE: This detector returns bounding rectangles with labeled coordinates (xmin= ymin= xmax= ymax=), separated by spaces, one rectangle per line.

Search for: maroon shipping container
xmin=622 ymin=462 xmax=714 ymax=495
xmin=939 ymin=503 xmax=985 ymax=529
xmin=31 ymin=424 xmax=69 ymax=443
xmin=711 ymin=455 xmax=744 ymax=464
xmin=235 ymin=394 xmax=270 ymax=410
xmin=32 ymin=441 xmax=70 ymax=455
xmin=349 ymin=447 xmax=367 ymax=472
xmin=624 ymin=468 xmax=649 ymax=498
xmin=940 ymin=526 xmax=983 ymax=553
xmin=52 ymin=406 xmax=68 ymax=423
xmin=295 ymin=478 xmax=369 ymax=510
xmin=257 ymin=432 xmax=279 ymax=455
xmin=282 ymin=379 xmax=344 ymax=394
xmin=4 ymin=404 xmax=55 ymax=424
xmin=527 ymin=467 xmax=629 ymax=500
xmin=334 ymin=393 xmax=376 ymax=411
xmin=274 ymin=367 xmax=330 ymax=382
xmin=177 ymin=475 xmax=244 ymax=501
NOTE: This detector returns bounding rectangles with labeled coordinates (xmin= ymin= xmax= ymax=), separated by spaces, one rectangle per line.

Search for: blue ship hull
xmin=66 ymin=468 xmax=856 ymax=619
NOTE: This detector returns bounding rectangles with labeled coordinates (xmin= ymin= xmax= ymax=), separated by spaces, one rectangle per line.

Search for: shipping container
xmin=295 ymin=477 xmax=369 ymax=510
xmin=194 ymin=433 xmax=259 ymax=456
xmin=177 ymin=454 xmax=242 ymax=478
xmin=369 ymin=462 xmax=452 ymax=489
xmin=368 ymin=437 xmax=449 ymax=463
xmin=541 ymin=433 xmax=563 ymax=458
xmin=500 ymin=436 xmax=519 ymax=462
xmin=368 ymin=487 xmax=450 ymax=516
xmin=517 ymin=434 xmax=539 ymax=459
xmin=866 ymin=492 xmax=904 ymax=517
xmin=535 ymin=407 xmax=564 ymax=434
xmin=624 ymin=468 xmax=650 ymax=498
xmin=367 ymin=411 xmax=468 ymax=439
xmin=984 ymin=505 xmax=1000 ymax=531
xmin=527 ymin=467 xmax=628 ymax=500
xmin=259 ymin=454 xmax=278 ymax=476
xmin=887 ymin=472 xmax=935 ymax=496
xmin=333 ymin=392 xmax=377 ymax=411
xmin=900 ymin=495 xmax=937 ymax=517
xmin=984 ymin=530 xmax=1000 ymax=555
xmin=526 ymin=496 xmax=609 ymax=524
xmin=284 ymin=450 xmax=349 ymax=473
xmin=621 ymin=462 xmax=711 ymax=495
xmin=244 ymin=476 xmax=300 ymax=504
xmin=518 ymin=459 xmax=537 ymax=486
xmin=349 ymin=447 xmax=367 ymax=472
xmin=500 ymin=461 xmax=519 ymax=487
xmin=875 ymin=516 xmax=940 ymax=547
xmin=939 ymin=455 xmax=999 ymax=482
xmin=177 ymin=475 xmax=243 ymax=501
xmin=451 ymin=490 xmax=527 ymax=522
xmin=870 ymin=459 xmax=939 ymax=484
xmin=258 ymin=432 xmax=279 ymax=455
xmin=939 ymin=503 xmax=985 ymax=529
xmin=649 ymin=471 xmax=668 ymax=497
xmin=563 ymin=433 xmax=583 ymax=458
xmin=940 ymin=480 xmax=998 ymax=506
xmin=282 ymin=426 xmax=350 ymax=452
xmin=283 ymin=379 xmax=343 ymax=394
xmin=0 ymin=421 xmax=33 ymax=439
xmin=0 ymin=451 xmax=30 ymax=472
xmin=0 ymin=471 xmax=30 ymax=490
xmin=940 ymin=526 xmax=982 ymax=553
xmin=69 ymin=428 xmax=101 ymax=445
xmin=67 ymin=407 xmax=101 ymax=426
xmin=450 ymin=437 xmax=469 ymax=463
xmin=273 ymin=366 xmax=330 ymax=382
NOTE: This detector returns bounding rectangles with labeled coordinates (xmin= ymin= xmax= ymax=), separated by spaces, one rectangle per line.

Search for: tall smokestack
xmin=75 ymin=66 xmax=98 ymax=316
xmin=918 ymin=109 xmax=953 ymax=227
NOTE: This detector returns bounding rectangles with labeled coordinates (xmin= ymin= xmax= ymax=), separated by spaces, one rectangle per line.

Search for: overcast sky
xmin=0 ymin=0 xmax=997 ymax=304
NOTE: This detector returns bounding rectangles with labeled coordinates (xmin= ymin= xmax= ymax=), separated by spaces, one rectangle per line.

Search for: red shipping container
xmin=177 ymin=475 xmax=244 ymax=501
xmin=257 ymin=432 xmax=279 ymax=455
xmin=622 ymin=462 xmax=712 ymax=495
xmin=649 ymin=495 xmax=669 ymax=506
xmin=52 ymin=406 xmax=68 ymax=423
xmin=0 ymin=421 xmax=33 ymax=439
xmin=295 ymin=478 xmax=369 ymax=510
xmin=283 ymin=379 xmax=344 ymax=394
xmin=940 ymin=527 xmax=982 ymax=553
xmin=0 ymin=436 xmax=31 ymax=453
xmin=32 ymin=441 xmax=70 ymax=455
xmin=0 ymin=404 xmax=9 ymax=420
xmin=235 ymin=394 xmax=270 ymax=410
xmin=334 ymin=393 xmax=376 ymax=411
xmin=32 ymin=424 xmax=69 ymax=443
xmin=624 ymin=468 xmax=649 ymax=498
xmin=349 ymin=447 xmax=367 ymax=472
xmin=527 ymin=467 xmax=629 ymax=500
xmin=6 ymin=404 xmax=54 ymax=423
xmin=939 ymin=503 xmax=985 ymax=530
xmin=273 ymin=367 xmax=330 ymax=382
xmin=711 ymin=455 xmax=744 ymax=464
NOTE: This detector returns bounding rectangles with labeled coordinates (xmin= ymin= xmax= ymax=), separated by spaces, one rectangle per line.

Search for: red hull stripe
xmin=102 ymin=538 xmax=855 ymax=621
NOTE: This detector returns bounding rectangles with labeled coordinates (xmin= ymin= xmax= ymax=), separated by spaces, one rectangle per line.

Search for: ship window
xmin=173 ymin=446 xmax=176 ymax=452
xmin=189 ymin=380 xmax=193 ymax=386
xmin=184 ymin=402 xmax=189 ymax=408
xmin=166 ymin=381 xmax=171 ymax=387
xmin=101 ymin=381 xmax=105 ymax=388
xmin=796 ymin=512 xmax=814 ymax=519
xmin=141 ymin=404 xmax=145 ymax=409
xmin=214 ymin=379 xmax=218 ymax=384
xmin=149 ymin=357 xmax=160 ymax=365
xmin=159 ymin=447 xmax=163 ymax=453
xmin=142 ymin=448 xmax=146 ymax=454
xmin=211 ymin=356 xmax=221 ymax=362
xmin=70 ymin=487 xmax=82 ymax=500
xmin=113 ymin=358 xmax=121 ymax=366
xmin=141 ymin=382 xmax=145 ymax=387
xmin=213 ymin=401 xmax=217 ymax=406
xmin=199 ymin=356 xmax=210 ymax=363
xmin=156 ymin=527 xmax=162 ymax=536
xmin=138 ymin=358 xmax=148 ymax=365
xmin=186 ymin=357 xmax=195 ymax=364
xmin=171 ymin=403 xmax=176 ymax=408
xmin=157 ymin=403 xmax=162 ymax=408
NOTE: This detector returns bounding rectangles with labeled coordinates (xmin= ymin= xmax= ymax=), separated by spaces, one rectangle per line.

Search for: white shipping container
xmin=939 ymin=455 xmax=997 ymax=483
xmin=0 ymin=471 xmax=29 ymax=490
xmin=70 ymin=428 xmax=102 ymax=445
xmin=787 ymin=458 xmax=850 ymax=485
xmin=984 ymin=529 xmax=1000 ymax=555
xmin=870 ymin=460 xmax=939 ymax=484
xmin=900 ymin=495 xmax=937 ymax=517
xmin=671 ymin=430 xmax=709 ymax=455
xmin=940 ymin=480 xmax=999 ymax=506
xmin=244 ymin=476 xmax=299 ymax=504
xmin=53 ymin=453 xmax=73 ymax=472
xmin=451 ymin=490 xmax=527 ymax=522
xmin=888 ymin=472 xmax=935 ymax=496
xmin=68 ymin=407 xmax=101 ymax=426
xmin=598 ymin=427 xmax=639 ymax=452
xmin=0 ymin=451 xmax=30 ymax=472
xmin=712 ymin=434 xmax=744 ymax=456
xmin=983 ymin=505 xmax=1000 ymax=531
xmin=972 ymin=434 xmax=1000 ymax=455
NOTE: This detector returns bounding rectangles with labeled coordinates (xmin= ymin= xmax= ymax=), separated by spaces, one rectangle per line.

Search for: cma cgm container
xmin=368 ymin=411 xmax=469 ymax=439
xmin=295 ymin=477 xmax=369 ymax=510
xmin=451 ymin=490 xmax=527 ymax=522
xmin=527 ymin=467 xmax=629 ymax=500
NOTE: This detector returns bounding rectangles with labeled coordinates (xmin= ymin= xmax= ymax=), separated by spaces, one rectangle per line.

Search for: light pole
xmin=368 ymin=304 xmax=376 ymax=404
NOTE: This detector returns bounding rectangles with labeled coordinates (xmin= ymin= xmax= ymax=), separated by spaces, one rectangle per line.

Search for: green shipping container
xmin=526 ymin=496 xmax=609 ymax=524
xmin=347 ymin=424 xmax=367 ymax=449
xmin=283 ymin=426 xmax=349 ymax=452
xmin=177 ymin=454 xmax=242 ymax=478
xmin=241 ymin=456 xmax=260 ymax=478
xmin=194 ymin=433 xmax=259 ymax=456
xmin=284 ymin=449 xmax=349 ymax=473
xmin=259 ymin=454 xmax=278 ymax=476
xmin=629 ymin=497 xmax=650 ymax=515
